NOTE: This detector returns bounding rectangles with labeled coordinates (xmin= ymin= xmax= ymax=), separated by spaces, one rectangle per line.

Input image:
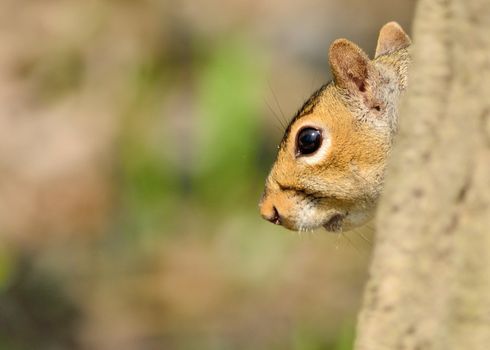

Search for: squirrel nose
xmin=262 ymin=206 xmax=282 ymax=225
xmin=260 ymin=200 xmax=282 ymax=225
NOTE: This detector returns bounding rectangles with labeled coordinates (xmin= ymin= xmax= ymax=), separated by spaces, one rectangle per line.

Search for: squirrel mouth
xmin=323 ymin=214 xmax=344 ymax=232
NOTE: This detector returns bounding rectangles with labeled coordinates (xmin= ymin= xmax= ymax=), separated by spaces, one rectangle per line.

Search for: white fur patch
xmin=300 ymin=135 xmax=331 ymax=165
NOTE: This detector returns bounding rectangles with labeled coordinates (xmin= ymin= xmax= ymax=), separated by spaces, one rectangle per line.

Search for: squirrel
xmin=259 ymin=22 xmax=411 ymax=233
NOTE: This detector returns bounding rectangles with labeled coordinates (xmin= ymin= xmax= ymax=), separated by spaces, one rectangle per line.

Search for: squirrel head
xmin=259 ymin=22 xmax=411 ymax=232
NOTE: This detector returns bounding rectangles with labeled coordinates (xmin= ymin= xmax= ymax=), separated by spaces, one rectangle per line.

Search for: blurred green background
xmin=0 ymin=1 xmax=414 ymax=349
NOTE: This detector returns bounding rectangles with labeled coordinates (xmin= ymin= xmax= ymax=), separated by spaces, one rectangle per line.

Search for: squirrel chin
xmin=322 ymin=213 xmax=345 ymax=233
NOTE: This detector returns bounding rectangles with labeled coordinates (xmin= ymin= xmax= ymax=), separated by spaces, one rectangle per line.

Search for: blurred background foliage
xmin=0 ymin=0 xmax=414 ymax=349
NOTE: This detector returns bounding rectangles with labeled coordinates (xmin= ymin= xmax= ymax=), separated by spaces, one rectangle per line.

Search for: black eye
xmin=296 ymin=127 xmax=322 ymax=156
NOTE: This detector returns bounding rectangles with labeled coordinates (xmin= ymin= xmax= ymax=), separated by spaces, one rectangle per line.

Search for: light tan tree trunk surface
xmin=354 ymin=0 xmax=490 ymax=349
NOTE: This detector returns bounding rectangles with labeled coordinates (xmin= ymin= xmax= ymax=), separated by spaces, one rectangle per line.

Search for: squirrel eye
xmin=296 ymin=127 xmax=322 ymax=156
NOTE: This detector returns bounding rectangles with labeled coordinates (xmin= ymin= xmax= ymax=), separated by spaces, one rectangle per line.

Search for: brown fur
xmin=260 ymin=22 xmax=411 ymax=232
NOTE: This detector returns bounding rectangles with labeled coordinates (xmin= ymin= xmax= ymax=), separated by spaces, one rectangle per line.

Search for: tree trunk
xmin=354 ymin=0 xmax=490 ymax=349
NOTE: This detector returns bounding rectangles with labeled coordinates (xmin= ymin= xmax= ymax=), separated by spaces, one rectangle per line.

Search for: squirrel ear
xmin=375 ymin=22 xmax=411 ymax=58
xmin=329 ymin=39 xmax=370 ymax=92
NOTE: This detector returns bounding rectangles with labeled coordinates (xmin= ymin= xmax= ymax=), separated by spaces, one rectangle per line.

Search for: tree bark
xmin=354 ymin=0 xmax=490 ymax=349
